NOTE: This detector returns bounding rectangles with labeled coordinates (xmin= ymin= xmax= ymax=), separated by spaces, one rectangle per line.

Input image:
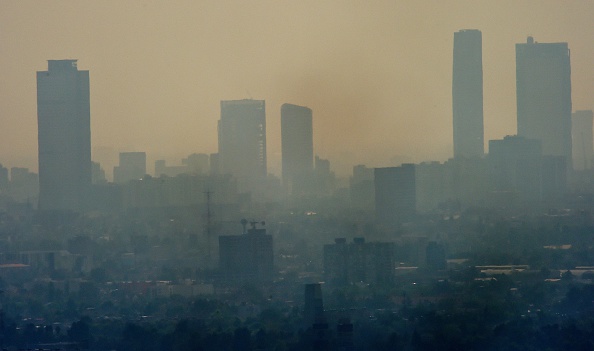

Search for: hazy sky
xmin=0 ymin=1 xmax=593 ymax=177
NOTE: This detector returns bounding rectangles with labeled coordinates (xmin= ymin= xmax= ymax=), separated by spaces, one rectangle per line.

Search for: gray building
xmin=218 ymin=99 xmax=267 ymax=191
xmin=374 ymin=164 xmax=416 ymax=225
xmin=488 ymin=135 xmax=543 ymax=203
xmin=304 ymin=283 xmax=325 ymax=327
xmin=281 ymin=103 xmax=313 ymax=195
xmin=114 ymin=152 xmax=146 ymax=184
xmin=350 ymin=165 xmax=374 ymax=209
xmin=516 ymin=37 xmax=572 ymax=162
xmin=572 ymin=110 xmax=594 ymax=170
xmin=37 ymin=60 xmax=91 ymax=211
xmin=218 ymin=222 xmax=273 ymax=283
xmin=453 ymin=29 xmax=484 ymax=158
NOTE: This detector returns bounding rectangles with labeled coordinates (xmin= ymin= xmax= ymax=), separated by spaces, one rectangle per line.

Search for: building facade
xmin=114 ymin=152 xmax=146 ymax=184
xmin=572 ymin=110 xmax=594 ymax=170
xmin=516 ymin=37 xmax=572 ymax=162
xmin=281 ymin=103 xmax=313 ymax=195
xmin=218 ymin=100 xmax=267 ymax=191
xmin=37 ymin=60 xmax=91 ymax=211
xmin=323 ymin=237 xmax=395 ymax=286
xmin=218 ymin=223 xmax=273 ymax=283
xmin=374 ymin=164 xmax=416 ymax=225
xmin=452 ymin=29 xmax=484 ymax=159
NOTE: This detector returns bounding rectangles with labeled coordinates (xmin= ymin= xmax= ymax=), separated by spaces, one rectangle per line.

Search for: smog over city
xmin=0 ymin=1 xmax=593 ymax=350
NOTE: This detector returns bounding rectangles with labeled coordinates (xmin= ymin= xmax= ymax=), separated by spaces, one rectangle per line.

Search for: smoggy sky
xmin=0 ymin=1 xmax=593 ymax=177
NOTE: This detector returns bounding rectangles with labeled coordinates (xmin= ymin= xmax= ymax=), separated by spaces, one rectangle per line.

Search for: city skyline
xmin=1 ymin=1 xmax=593 ymax=176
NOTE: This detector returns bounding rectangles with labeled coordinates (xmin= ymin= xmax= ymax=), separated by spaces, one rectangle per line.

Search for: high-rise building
xmin=37 ymin=60 xmax=91 ymax=211
xmin=304 ymin=283 xmax=325 ymax=327
xmin=218 ymin=100 xmax=266 ymax=191
xmin=488 ymin=135 xmax=543 ymax=204
xmin=374 ymin=164 xmax=416 ymax=225
xmin=113 ymin=152 xmax=146 ymax=183
xmin=452 ymin=29 xmax=484 ymax=158
xmin=516 ymin=37 xmax=572 ymax=162
xmin=281 ymin=103 xmax=313 ymax=195
xmin=572 ymin=110 xmax=594 ymax=170
xmin=218 ymin=221 xmax=273 ymax=283
xmin=350 ymin=165 xmax=374 ymax=209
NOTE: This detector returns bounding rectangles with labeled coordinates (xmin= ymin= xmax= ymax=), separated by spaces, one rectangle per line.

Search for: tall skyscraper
xmin=516 ymin=37 xmax=572 ymax=162
xmin=37 ymin=60 xmax=91 ymax=211
xmin=281 ymin=103 xmax=313 ymax=195
xmin=572 ymin=110 xmax=594 ymax=170
xmin=452 ymin=29 xmax=484 ymax=158
xmin=218 ymin=99 xmax=266 ymax=191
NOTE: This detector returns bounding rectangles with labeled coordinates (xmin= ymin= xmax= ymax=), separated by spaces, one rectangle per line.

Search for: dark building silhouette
xmin=516 ymin=37 xmax=572 ymax=163
xmin=37 ymin=60 xmax=91 ymax=211
xmin=324 ymin=237 xmax=395 ymax=286
xmin=374 ymin=164 xmax=416 ymax=225
xmin=218 ymin=99 xmax=266 ymax=191
xmin=218 ymin=221 xmax=273 ymax=283
xmin=114 ymin=152 xmax=146 ymax=183
xmin=336 ymin=318 xmax=354 ymax=351
xmin=304 ymin=283 xmax=329 ymax=350
xmin=304 ymin=283 xmax=325 ymax=327
xmin=453 ymin=29 xmax=484 ymax=158
xmin=572 ymin=110 xmax=594 ymax=170
xmin=281 ymin=103 xmax=313 ymax=195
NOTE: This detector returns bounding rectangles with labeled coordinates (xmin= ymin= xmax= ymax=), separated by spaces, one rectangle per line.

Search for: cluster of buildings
xmin=32 ymin=59 xmax=323 ymax=212
xmin=352 ymin=31 xmax=593 ymax=225
xmin=0 ymin=29 xmax=590 ymax=285
xmin=25 ymin=30 xmax=592 ymax=221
